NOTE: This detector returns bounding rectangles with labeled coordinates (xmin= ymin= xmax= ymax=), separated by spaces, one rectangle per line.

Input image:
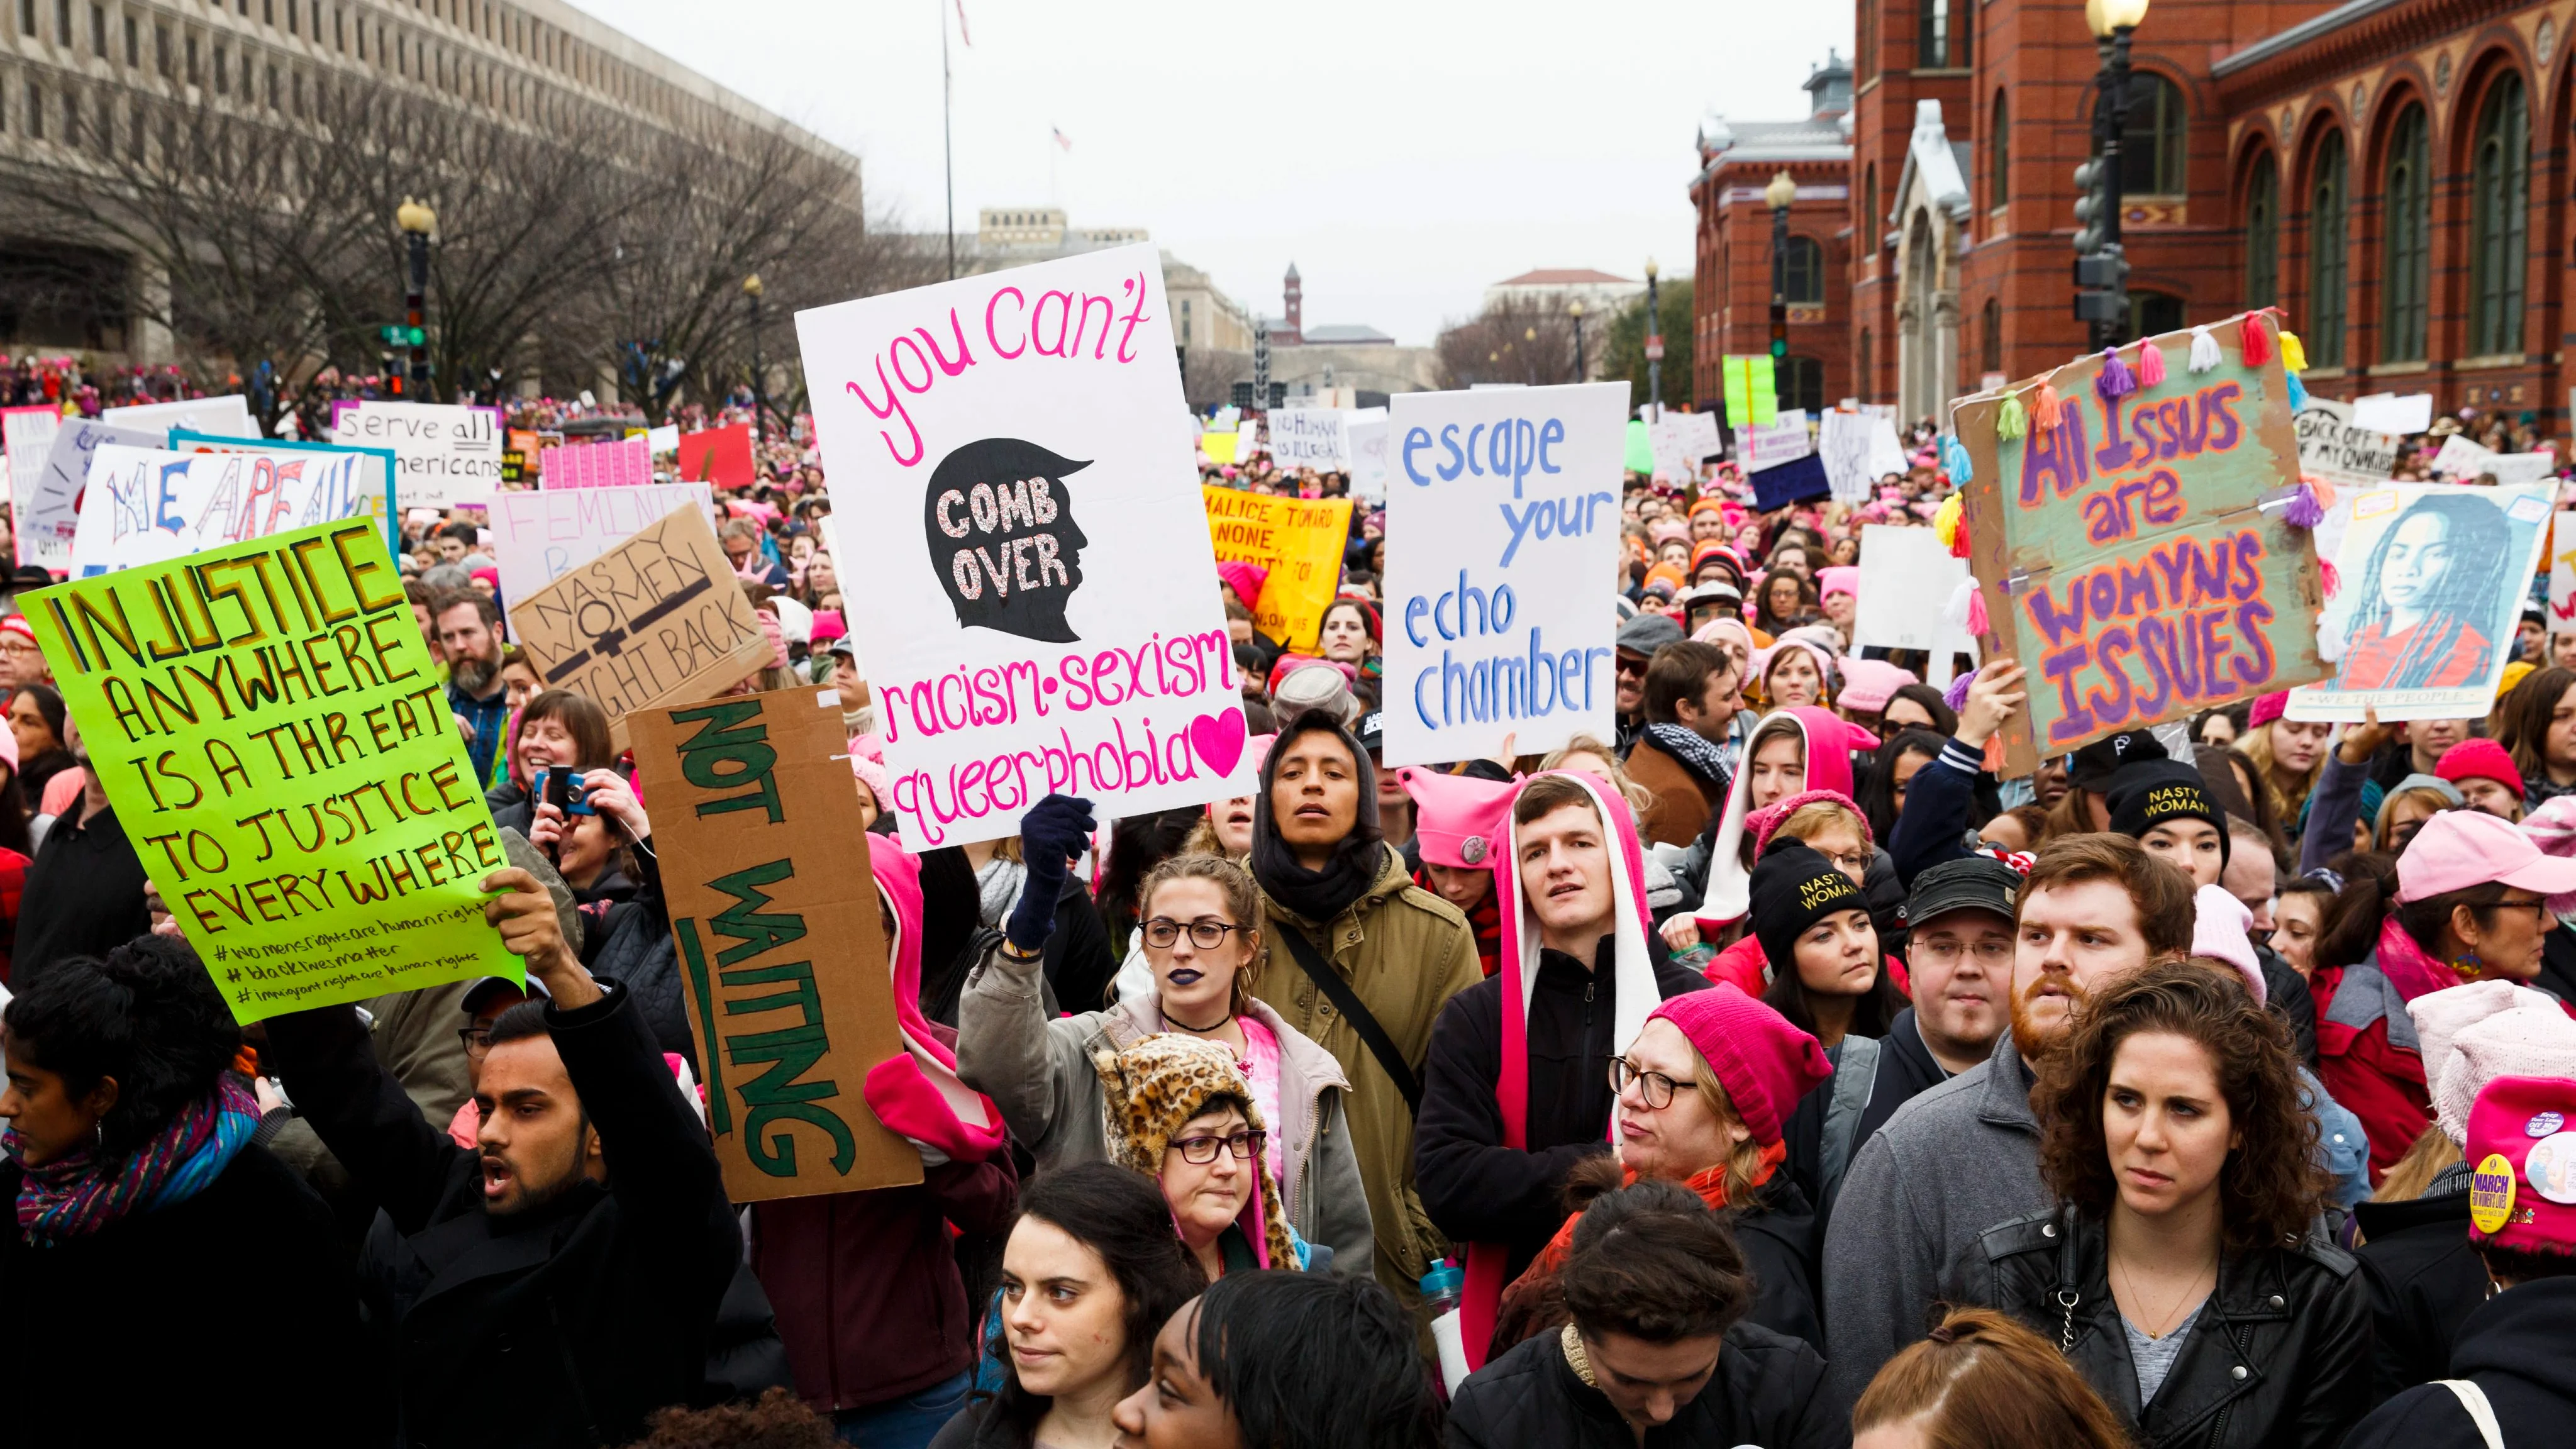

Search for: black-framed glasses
xmin=2487 ymin=897 xmax=2553 ymax=923
xmin=458 ymin=1026 xmax=494 ymax=1059
xmin=1143 ymin=917 xmax=1242 ymax=950
xmin=1607 ymin=1057 xmax=1685 ymax=1110
xmin=1169 ymin=1129 xmax=1266 ymax=1165
xmin=1911 ymin=938 xmax=2014 ymax=966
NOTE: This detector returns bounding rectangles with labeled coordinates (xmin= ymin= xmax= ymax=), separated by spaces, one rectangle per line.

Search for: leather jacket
xmin=1946 ymin=1205 xmax=2372 ymax=1449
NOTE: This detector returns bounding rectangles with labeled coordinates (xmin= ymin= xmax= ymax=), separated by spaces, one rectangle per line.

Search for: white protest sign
xmin=1267 ymin=408 xmax=1348 ymax=471
xmin=3 ymin=406 xmax=65 ymax=569
xmin=2350 ymin=392 xmax=2433 ymax=435
xmin=795 ymin=242 xmax=1247 ymax=850
xmin=1852 ymin=525 xmax=1969 ymax=651
xmin=2552 ymin=512 xmax=2576 ymax=633
xmin=21 ymin=419 xmax=162 ymax=572
xmin=1346 ymin=408 xmax=1391 ymax=501
xmin=332 ymin=401 xmax=503 ymax=509
xmin=2292 ymin=396 xmax=2399 ymax=489
xmin=70 ymin=444 xmax=389 ymax=575
xmin=1380 ymin=381 xmax=1627 ymax=767
xmin=2429 ymin=433 xmax=2557 ymax=485
xmin=1816 ymin=411 xmax=1907 ymax=504
xmin=1738 ymin=409 xmax=1811 ymax=470
xmin=487 ymin=482 xmax=716 ymax=609
xmin=1648 ymin=411 xmax=1723 ymax=483
xmin=100 ymin=394 xmax=257 ymax=439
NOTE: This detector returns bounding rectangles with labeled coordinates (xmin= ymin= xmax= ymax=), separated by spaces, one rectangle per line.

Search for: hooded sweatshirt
xmin=1694 ymin=707 xmax=1880 ymax=928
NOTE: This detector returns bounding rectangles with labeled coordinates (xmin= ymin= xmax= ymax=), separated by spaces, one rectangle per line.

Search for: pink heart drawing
xmin=1187 ymin=708 xmax=1249 ymax=778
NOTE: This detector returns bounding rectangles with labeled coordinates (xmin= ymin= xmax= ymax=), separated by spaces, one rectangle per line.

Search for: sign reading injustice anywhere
xmin=795 ymin=243 xmax=1250 ymax=849
xmin=1379 ymin=380 xmax=1626 ymax=766
xmin=631 ymin=684 xmax=922 ymax=1202
xmin=1952 ymin=311 xmax=2329 ymax=777
xmin=507 ymin=504 xmax=774 ymax=749
xmin=25 ymin=519 xmax=518 ymax=1022
xmin=1201 ymin=486 xmax=1352 ymax=652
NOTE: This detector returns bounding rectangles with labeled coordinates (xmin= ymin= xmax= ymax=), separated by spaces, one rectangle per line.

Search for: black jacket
xmin=1947 ymin=1206 xmax=2370 ymax=1449
xmin=575 ymin=845 xmax=692 ymax=1071
xmin=2534 ymin=922 xmax=2576 ymax=1007
xmin=1732 ymin=1173 xmax=1826 ymax=1355
xmin=14 ymin=802 xmax=150 ymax=985
xmin=2343 ymin=1277 xmax=2576 ymax=1449
xmin=2354 ymin=1175 xmax=2484 ymax=1405
xmin=1446 ymin=1318 xmax=1840 ymax=1449
xmin=2260 ymin=947 xmax=2320 ymax=1070
xmin=269 ymin=980 xmax=741 ymax=1449
xmin=0 ymin=1140 xmax=369 ymax=1449
xmin=1415 ymin=934 xmax=1702 ymax=1282
xmin=1781 ymin=1006 xmax=1957 ymax=1231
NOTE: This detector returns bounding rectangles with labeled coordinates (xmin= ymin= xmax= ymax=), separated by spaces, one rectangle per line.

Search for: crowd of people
xmin=1 ymin=383 xmax=2575 ymax=1449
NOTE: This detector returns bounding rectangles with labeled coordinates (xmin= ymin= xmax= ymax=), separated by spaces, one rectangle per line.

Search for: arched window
xmin=2307 ymin=133 xmax=2348 ymax=367
xmin=1780 ymin=356 xmax=1826 ymax=414
xmin=1783 ymin=236 xmax=1825 ymax=305
xmin=2382 ymin=104 xmax=2430 ymax=362
xmin=1990 ymin=91 xmax=2009 ymax=206
xmin=2471 ymin=74 xmax=2529 ymax=357
xmin=1982 ymin=297 xmax=2003 ymax=374
xmin=2094 ymin=71 xmax=2188 ymax=195
xmin=2130 ymin=292 xmax=2185 ymax=340
xmin=2244 ymin=153 xmax=2279 ymax=310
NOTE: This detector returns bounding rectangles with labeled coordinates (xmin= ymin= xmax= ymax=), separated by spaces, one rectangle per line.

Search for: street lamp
xmin=2079 ymin=0 xmax=2149 ymax=347
xmin=741 ymin=273 xmax=767 ymax=443
xmin=1569 ymin=299 xmax=1587 ymax=382
xmin=395 ymin=197 xmax=436 ymax=399
xmin=1642 ymin=257 xmax=1663 ymax=423
xmin=1766 ymin=170 xmax=1796 ymax=415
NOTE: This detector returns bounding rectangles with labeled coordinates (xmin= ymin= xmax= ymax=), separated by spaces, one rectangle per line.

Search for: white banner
xmin=2292 ymin=396 xmax=2399 ymax=489
xmin=1852 ymin=525 xmax=1969 ymax=652
xmin=100 ymin=394 xmax=257 ymax=439
xmin=332 ymin=401 xmax=504 ymax=509
xmin=795 ymin=243 xmax=1246 ymax=848
xmin=1380 ymin=381 xmax=1627 ymax=767
xmin=1267 ymin=408 xmax=1348 ymax=472
xmin=1818 ymin=411 xmax=1909 ymax=504
xmin=2350 ymin=392 xmax=2433 ymax=435
xmin=70 ymin=444 xmax=389 ymax=575
xmin=3 ymin=406 xmax=65 ymax=570
xmin=23 ymin=419 xmax=163 ymax=572
xmin=1345 ymin=408 xmax=1391 ymax=502
xmin=2429 ymin=433 xmax=2557 ymax=486
xmin=1647 ymin=410 xmax=1723 ymax=484
xmin=487 ymin=482 xmax=715 ymax=614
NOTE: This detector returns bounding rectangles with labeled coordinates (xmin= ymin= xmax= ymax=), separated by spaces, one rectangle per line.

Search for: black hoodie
xmin=2353 ymin=1170 xmax=2486 ymax=1405
xmin=2343 ymin=1277 xmax=2576 ymax=1448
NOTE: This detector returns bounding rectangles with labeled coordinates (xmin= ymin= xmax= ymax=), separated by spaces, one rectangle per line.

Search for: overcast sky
xmin=567 ymin=1 xmax=1850 ymax=347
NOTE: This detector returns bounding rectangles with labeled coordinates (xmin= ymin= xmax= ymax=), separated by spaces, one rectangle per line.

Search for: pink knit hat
xmin=2438 ymin=737 xmax=2526 ymax=799
xmin=1816 ymin=565 xmax=1860 ymax=601
xmin=1746 ymin=787 xmax=1872 ymax=857
xmin=2248 ymin=692 xmax=2289 ymax=729
xmin=1836 ymin=658 xmax=1918 ymax=715
xmin=1397 ymin=766 xmax=1518 ymax=869
xmin=2189 ymin=884 xmax=2267 ymax=1006
xmin=847 ymin=733 xmax=892 ymax=811
xmin=1644 ymin=983 xmax=1831 ymax=1146
xmin=1215 ymin=560 xmax=1269 ymax=611
xmin=2463 ymin=1074 xmax=2576 ymax=1253
xmin=2520 ymin=796 xmax=2576 ymax=917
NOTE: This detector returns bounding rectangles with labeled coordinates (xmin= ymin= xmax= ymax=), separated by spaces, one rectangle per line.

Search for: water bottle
xmin=1419 ymin=1257 xmax=1470 ymax=1394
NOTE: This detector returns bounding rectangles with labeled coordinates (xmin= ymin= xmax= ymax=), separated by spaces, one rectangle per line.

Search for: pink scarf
xmin=2375 ymin=915 xmax=2462 ymax=1002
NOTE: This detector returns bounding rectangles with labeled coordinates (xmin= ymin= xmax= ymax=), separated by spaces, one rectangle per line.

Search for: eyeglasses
xmin=458 ymin=1025 xmax=494 ymax=1058
xmin=1607 ymin=1057 xmax=1687 ymax=1110
xmin=1169 ymin=1129 xmax=1266 ymax=1165
xmin=1819 ymin=849 xmax=1872 ymax=875
xmin=0 ymin=641 xmax=40 ymax=658
xmin=2487 ymin=898 xmax=2553 ymax=923
xmin=1614 ymin=655 xmax=1649 ymax=678
xmin=1143 ymin=917 xmax=1243 ymax=950
xmin=1911 ymin=938 xmax=2014 ymax=966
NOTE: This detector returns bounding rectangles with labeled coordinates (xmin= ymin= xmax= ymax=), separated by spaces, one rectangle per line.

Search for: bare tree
xmin=1433 ymin=294 xmax=1585 ymax=391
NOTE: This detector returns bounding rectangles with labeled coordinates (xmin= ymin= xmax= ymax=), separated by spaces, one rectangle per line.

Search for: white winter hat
xmin=2409 ymin=979 xmax=2562 ymax=1140
xmin=2435 ymin=1005 xmax=2576 ymax=1146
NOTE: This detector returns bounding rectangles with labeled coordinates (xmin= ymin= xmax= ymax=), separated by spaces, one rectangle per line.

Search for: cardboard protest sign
xmin=1952 ymin=312 xmax=2330 ymax=777
xmin=2551 ymin=511 xmax=2576 ymax=632
xmin=1346 ymin=411 xmax=1392 ymax=501
xmin=101 ymin=394 xmax=257 ymax=439
xmin=25 ymin=518 xmax=518 ymax=1022
xmin=1267 ymin=408 xmax=1347 ymax=472
xmin=1202 ymin=487 xmax=1351 ymax=652
xmin=1722 ymin=356 xmax=1777 ymax=428
xmin=677 ymin=423 xmax=756 ymax=489
xmin=4 ymin=405 xmax=67 ymax=570
xmin=71 ymin=443 xmax=394 ymax=577
xmin=541 ymin=437 xmax=653 ymax=489
xmin=795 ymin=243 xmax=1252 ymax=849
xmin=630 ymin=684 xmax=923 ymax=1202
xmin=2351 ymin=392 xmax=2434 ymax=435
xmin=2285 ymin=482 xmax=2553 ymax=722
xmin=487 ymin=482 xmax=716 ymax=610
xmin=1380 ymin=382 xmax=1626 ymax=765
xmin=508 ymin=504 xmax=774 ymax=750
xmin=1740 ymin=411 xmax=1812 ymax=470
xmin=331 ymin=401 xmax=503 ymax=509
xmin=2292 ymin=396 xmax=2399 ymax=489
xmin=1852 ymin=524 xmax=1969 ymax=652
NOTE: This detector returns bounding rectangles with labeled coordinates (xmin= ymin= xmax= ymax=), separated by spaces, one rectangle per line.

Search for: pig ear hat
xmin=1397 ymin=765 xmax=1519 ymax=869
xmin=1696 ymin=706 xmax=1879 ymax=928
xmin=859 ymin=834 xmax=1004 ymax=1160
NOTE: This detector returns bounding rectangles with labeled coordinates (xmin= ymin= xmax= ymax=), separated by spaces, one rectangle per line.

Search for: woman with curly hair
xmin=1943 ymin=958 xmax=2369 ymax=1449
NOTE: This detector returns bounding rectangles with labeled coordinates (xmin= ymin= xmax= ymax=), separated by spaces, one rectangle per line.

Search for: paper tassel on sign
xmin=2032 ymin=384 xmax=2062 ymax=434
xmin=2096 ymin=348 xmax=2136 ymax=400
xmin=1933 ymin=493 xmax=1967 ymax=558
xmin=2240 ymin=313 xmax=2272 ymax=367
xmin=2188 ymin=326 xmax=2221 ymax=372
xmin=2136 ymin=340 xmax=2167 ymax=387
xmin=2319 ymin=559 xmax=2340 ymax=601
xmin=1995 ymin=391 xmax=2027 ymax=441
xmin=2283 ymin=480 xmax=2326 ymax=529
xmin=1938 ymin=433 xmax=1974 ymax=484
xmin=2279 ymin=330 xmax=2308 ymax=373
xmin=1943 ymin=670 xmax=1974 ymax=713
xmin=2285 ymin=370 xmax=2309 ymax=410
xmin=1965 ymin=582 xmax=1989 ymax=637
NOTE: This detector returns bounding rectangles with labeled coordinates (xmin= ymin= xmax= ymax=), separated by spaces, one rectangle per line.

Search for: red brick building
xmin=1695 ymin=0 xmax=2576 ymax=432
xmin=1689 ymin=58 xmax=1857 ymax=419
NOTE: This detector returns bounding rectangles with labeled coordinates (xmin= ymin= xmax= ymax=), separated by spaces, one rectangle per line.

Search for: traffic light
xmin=2073 ymin=250 xmax=2131 ymax=326
xmin=379 ymin=325 xmax=425 ymax=347
xmin=2072 ymin=158 xmax=2109 ymax=256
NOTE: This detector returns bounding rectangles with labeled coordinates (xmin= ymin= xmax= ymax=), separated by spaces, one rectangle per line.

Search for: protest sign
xmin=1722 ymin=356 xmax=1778 ymax=428
xmin=540 ymin=436 xmax=653 ymax=489
xmin=1623 ymin=419 xmax=1655 ymax=474
xmin=25 ymin=418 xmax=164 ymax=572
xmin=794 ymin=242 xmax=1252 ymax=849
xmin=1752 ymin=452 xmax=1831 ymax=511
xmin=2551 ymin=512 xmax=2576 ymax=631
xmin=1201 ymin=431 xmax=1241 ymax=465
xmin=1818 ymin=410 xmax=1908 ymax=504
xmin=168 ymin=432 xmax=401 ymax=555
xmin=487 ymin=482 xmax=716 ymax=609
xmin=2429 ymin=433 xmax=2558 ymax=485
xmin=101 ymin=394 xmax=257 ymax=439
xmin=508 ymin=505 xmax=773 ymax=750
xmin=1852 ymin=524 xmax=1970 ymax=652
xmin=678 ymin=423 xmax=756 ymax=489
xmin=71 ymin=443 xmax=394 ymax=576
xmin=1346 ymin=411 xmax=1392 ymax=501
xmin=331 ymin=401 xmax=503 ymax=509
xmin=1380 ymin=381 xmax=1625 ymax=765
xmin=2351 ymin=392 xmax=2434 ymax=435
xmin=2285 ymin=482 xmax=2553 ymax=722
xmin=647 ymin=425 xmax=681 ymax=455
xmin=1267 ymin=408 xmax=1348 ymax=472
xmin=4 ymin=405 xmax=67 ymax=569
xmin=26 ymin=518 xmax=518 ymax=1022
xmin=1648 ymin=411 xmax=1723 ymax=483
xmin=1202 ymin=487 xmax=1352 ymax=652
xmin=1952 ymin=312 xmax=2331 ymax=777
xmin=630 ymin=684 xmax=924 ymax=1202
xmin=2292 ymin=396 xmax=2399 ymax=489
xmin=1739 ymin=411 xmax=1812 ymax=471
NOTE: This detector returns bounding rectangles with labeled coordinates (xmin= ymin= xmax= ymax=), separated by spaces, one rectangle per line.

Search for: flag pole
xmin=941 ymin=0 xmax=955 ymax=280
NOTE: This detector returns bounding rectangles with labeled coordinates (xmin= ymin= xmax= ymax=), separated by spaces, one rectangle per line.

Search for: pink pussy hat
xmin=1399 ymin=766 xmax=1518 ymax=869
xmin=1215 ymin=560 xmax=1269 ymax=611
xmin=2464 ymin=1074 xmax=2576 ymax=1254
xmin=2398 ymin=809 xmax=2576 ymax=902
xmin=1643 ymin=984 xmax=1830 ymax=1147
xmin=1816 ymin=565 xmax=1860 ymax=601
xmin=2189 ymin=884 xmax=2266 ymax=1006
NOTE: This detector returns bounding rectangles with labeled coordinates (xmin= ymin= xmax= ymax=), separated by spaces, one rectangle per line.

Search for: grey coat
xmin=954 ymin=936 xmax=1374 ymax=1271
xmin=1821 ymin=1026 xmax=2050 ymax=1414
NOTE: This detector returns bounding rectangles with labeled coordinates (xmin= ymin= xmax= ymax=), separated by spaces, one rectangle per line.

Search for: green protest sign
xmin=25 ymin=518 xmax=520 ymax=1021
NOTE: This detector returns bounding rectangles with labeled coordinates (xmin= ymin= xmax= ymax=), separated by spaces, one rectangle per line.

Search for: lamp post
xmin=2079 ymin=0 xmax=2149 ymax=348
xmin=1642 ymin=257 xmax=1663 ymax=423
xmin=1569 ymin=299 xmax=1587 ymax=381
xmin=396 ymin=197 xmax=436 ymax=399
xmin=741 ymin=273 xmax=767 ymax=442
xmin=1765 ymin=170 xmax=1797 ymax=414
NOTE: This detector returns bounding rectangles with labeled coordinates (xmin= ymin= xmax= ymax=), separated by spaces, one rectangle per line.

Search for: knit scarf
xmin=974 ymin=857 xmax=1028 ymax=930
xmin=8 ymin=1075 xmax=260 ymax=1245
xmin=1642 ymin=722 xmax=1732 ymax=793
xmin=2376 ymin=914 xmax=2471 ymax=1001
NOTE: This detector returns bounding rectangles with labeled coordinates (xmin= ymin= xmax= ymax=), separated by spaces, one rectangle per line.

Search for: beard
xmin=450 ymin=653 xmax=502 ymax=696
xmin=2007 ymin=970 xmax=2091 ymax=1058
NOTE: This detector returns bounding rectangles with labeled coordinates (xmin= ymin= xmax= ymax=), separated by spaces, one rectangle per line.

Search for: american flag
xmin=1052 ymin=126 xmax=1072 ymax=152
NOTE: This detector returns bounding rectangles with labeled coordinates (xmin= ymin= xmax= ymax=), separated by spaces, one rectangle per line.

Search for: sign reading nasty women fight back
xmin=1379 ymin=381 xmax=1627 ymax=767
xmin=1952 ymin=312 xmax=2329 ymax=779
xmin=796 ymin=242 xmax=1250 ymax=850
xmin=25 ymin=518 xmax=519 ymax=1023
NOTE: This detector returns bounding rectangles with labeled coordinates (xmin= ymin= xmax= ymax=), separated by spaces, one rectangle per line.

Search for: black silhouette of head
xmin=924 ymin=438 xmax=1092 ymax=644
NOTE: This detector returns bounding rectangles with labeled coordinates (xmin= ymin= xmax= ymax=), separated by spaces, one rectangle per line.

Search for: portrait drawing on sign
xmin=2338 ymin=493 xmax=2511 ymax=691
xmin=924 ymin=436 xmax=1091 ymax=644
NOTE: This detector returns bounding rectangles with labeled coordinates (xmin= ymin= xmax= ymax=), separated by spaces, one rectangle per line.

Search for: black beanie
xmin=2104 ymin=759 xmax=2231 ymax=868
xmin=2066 ymin=729 xmax=2167 ymax=793
xmin=1750 ymin=839 xmax=1869 ymax=971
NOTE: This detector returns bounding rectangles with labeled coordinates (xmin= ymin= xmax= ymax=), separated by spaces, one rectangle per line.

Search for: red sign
xmin=679 ymin=423 xmax=755 ymax=489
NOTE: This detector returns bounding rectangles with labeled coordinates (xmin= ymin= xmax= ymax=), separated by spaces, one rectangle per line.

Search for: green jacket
xmin=1255 ymin=846 xmax=1483 ymax=1303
